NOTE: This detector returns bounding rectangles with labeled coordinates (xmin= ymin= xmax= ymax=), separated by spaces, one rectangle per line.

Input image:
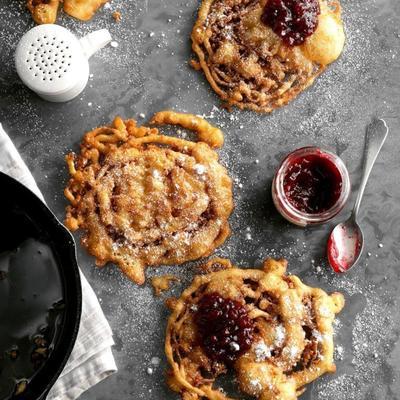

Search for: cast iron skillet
xmin=0 ymin=172 xmax=82 ymax=400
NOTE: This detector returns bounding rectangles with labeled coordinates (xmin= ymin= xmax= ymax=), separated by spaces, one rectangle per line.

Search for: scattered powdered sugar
xmin=193 ymin=163 xmax=206 ymax=175
xmin=275 ymin=324 xmax=286 ymax=346
xmin=254 ymin=341 xmax=271 ymax=362
xmin=334 ymin=345 xmax=344 ymax=361
xmin=150 ymin=356 xmax=161 ymax=366
xmin=310 ymin=263 xmax=396 ymax=400
xmin=312 ymin=329 xmax=324 ymax=343
xmin=248 ymin=378 xmax=263 ymax=395
xmin=318 ymin=304 xmax=332 ymax=318
xmin=111 ymin=241 xmax=123 ymax=251
xmin=253 ymin=324 xmax=286 ymax=362
xmin=152 ymin=169 xmax=162 ymax=179
xmin=229 ymin=342 xmax=240 ymax=352
xmin=146 ymin=355 xmax=162 ymax=375
xmin=283 ymin=345 xmax=299 ymax=359
xmin=0 ymin=1 xmax=398 ymax=399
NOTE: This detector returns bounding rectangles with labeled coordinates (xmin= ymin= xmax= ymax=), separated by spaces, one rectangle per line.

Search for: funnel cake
xmin=63 ymin=0 xmax=109 ymax=21
xmin=64 ymin=112 xmax=233 ymax=285
xmin=191 ymin=0 xmax=345 ymax=112
xmin=165 ymin=258 xmax=344 ymax=400
xmin=27 ymin=0 xmax=60 ymax=24
xmin=26 ymin=0 xmax=108 ymax=23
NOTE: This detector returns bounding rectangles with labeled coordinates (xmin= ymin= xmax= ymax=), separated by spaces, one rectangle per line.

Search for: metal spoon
xmin=327 ymin=118 xmax=389 ymax=273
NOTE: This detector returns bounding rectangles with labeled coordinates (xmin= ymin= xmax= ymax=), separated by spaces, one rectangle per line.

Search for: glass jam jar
xmin=272 ymin=147 xmax=350 ymax=227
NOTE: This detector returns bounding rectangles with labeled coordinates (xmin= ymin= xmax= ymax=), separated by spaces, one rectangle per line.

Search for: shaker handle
xmin=79 ymin=29 xmax=112 ymax=59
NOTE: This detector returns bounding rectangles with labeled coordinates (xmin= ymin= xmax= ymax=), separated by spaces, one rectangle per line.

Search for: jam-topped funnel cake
xmin=165 ymin=258 xmax=344 ymax=400
xmin=191 ymin=0 xmax=345 ymax=112
xmin=64 ymin=112 xmax=233 ymax=285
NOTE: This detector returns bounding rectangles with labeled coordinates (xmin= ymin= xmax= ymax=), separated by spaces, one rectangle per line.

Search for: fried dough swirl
xmin=165 ymin=258 xmax=344 ymax=400
xmin=64 ymin=112 xmax=233 ymax=285
xmin=191 ymin=0 xmax=345 ymax=112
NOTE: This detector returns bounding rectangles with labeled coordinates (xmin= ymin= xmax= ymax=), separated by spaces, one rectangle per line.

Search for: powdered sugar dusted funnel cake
xmin=15 ymin=24 xmax=111 ymax=102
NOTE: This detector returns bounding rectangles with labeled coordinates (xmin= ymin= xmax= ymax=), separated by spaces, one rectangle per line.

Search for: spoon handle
xmin=352 ymin=118 xmax=389 ymax=219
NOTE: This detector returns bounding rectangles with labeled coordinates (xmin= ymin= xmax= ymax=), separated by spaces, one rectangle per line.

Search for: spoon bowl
xmin=327 ymin=218 xmax=363 ymax=273
xmin=327 ymin=118 xmax=388 ymax=273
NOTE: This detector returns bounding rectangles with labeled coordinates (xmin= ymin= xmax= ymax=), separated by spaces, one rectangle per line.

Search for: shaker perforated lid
xmin=15 ymin=24 xmax=111 ymax=102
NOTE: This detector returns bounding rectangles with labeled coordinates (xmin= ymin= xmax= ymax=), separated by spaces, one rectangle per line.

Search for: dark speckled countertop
xmin=1 ymin=0 xmax=400 ymax=399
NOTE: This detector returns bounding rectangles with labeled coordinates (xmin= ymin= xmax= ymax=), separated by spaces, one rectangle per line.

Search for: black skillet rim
xmin=0 ymin=172 xmax=82 ymax=400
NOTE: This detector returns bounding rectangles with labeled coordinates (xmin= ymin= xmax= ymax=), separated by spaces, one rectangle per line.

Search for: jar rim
xmin=274 ymin=146 xmax=351 ymax=224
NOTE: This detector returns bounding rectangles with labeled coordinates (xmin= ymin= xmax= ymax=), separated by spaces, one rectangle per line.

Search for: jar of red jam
xmin=272 ymin=147 xmax=350 ymax=227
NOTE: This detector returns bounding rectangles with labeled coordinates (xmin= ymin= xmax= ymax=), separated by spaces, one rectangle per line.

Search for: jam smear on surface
xmin=283 ymin=154 xmax=342 ymax=214
xmin=194 ymin=293 xmax=254 ymax=365
xmin=261 ymin=0 xmax=321 ymax=46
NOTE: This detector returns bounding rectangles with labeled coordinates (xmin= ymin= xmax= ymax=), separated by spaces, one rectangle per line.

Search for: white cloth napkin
xmin=0 ymin=123 xmax=117 ymax=400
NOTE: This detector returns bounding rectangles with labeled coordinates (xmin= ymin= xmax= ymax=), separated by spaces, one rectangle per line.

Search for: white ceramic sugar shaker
xmin=15 ymin=24 xmax=112 ymax=102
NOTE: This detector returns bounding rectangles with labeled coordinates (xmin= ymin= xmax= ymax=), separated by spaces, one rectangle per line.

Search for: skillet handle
xmin=37 ymin=389 xmax=50 ymax=400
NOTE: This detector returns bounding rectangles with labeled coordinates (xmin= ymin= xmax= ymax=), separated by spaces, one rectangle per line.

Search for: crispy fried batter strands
xmin=152 ymin=275 xmax=180 ymax=296
xmin=165 ymin=258 xmax=344 ymax=400
xmin=27 ymin=0 xmax=60 ymax=24
xmin=26 ymin=0 xmax=108 ymax=23
xmin=64 ymin=112 xmax=233 ymax=284
xmin=151 ymin=111 xmax=224 ymax=149
xmin=63 ymin=0 xmax=109 ymax=21
xmin=191 ymin=0 xmax=344 ymax=113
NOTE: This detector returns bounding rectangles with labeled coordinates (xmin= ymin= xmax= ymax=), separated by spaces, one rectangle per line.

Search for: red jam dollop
xmin=261 ymin=0 xmax=321 ymax=46
xmin=283 ymin=154 xmax=342 ymax=214
xmin=194 ymin=293 xmax=254 ymax=365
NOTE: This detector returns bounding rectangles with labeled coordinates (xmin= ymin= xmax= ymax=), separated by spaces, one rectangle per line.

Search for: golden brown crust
xmin=152 ymin=275 xmax=180 ymax=296
xmin=199 ymin=257 xmax=233 ymax=273
xmin=26 ymin=0 xmax=60 ymax=24
xmin=63 ymin=0 xmax=109 ymax=21
xmin=191 ymin=0 xmax=345 ymax=113
xmin=165 ymin=258 xmax=345 ymax=400
xmin=64 ymin=112 xmax=233 ymax=285
xmin=151 ymin=111 xmax=224 ymax=149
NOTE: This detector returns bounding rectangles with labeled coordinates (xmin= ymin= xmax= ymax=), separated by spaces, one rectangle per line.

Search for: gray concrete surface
xmin=0 ymin=0 xmax=400 ymax=399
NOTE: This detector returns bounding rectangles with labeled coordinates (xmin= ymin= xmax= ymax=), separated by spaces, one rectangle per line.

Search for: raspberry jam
xmin=283 ymin=155 xmax=342 ymax=214
xmin=194 ymin=293 xmax=254 ymax=365
xmin=272 ymin=147 xmax=350 ymax=227
xmin=261 ymin=0 xmax=321 ymax=46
